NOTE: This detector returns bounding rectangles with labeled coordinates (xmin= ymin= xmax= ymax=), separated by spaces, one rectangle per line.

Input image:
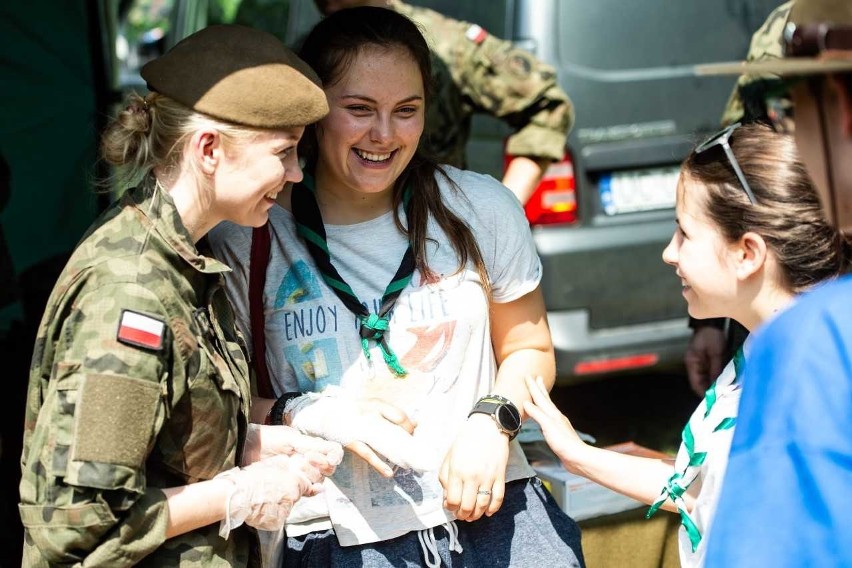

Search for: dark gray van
xmin=117 ymin=0 xmax=782 ymax=384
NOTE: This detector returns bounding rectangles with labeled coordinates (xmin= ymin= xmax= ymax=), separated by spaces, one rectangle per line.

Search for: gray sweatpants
xmin=283 ymin=477 xmax=585 ymax=567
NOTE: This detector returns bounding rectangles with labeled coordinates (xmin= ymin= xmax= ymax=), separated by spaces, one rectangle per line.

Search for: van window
xmin=548 ymin=0 xmax=782 ymax=144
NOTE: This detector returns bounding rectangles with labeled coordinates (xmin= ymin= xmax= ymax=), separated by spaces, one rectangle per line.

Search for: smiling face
xmin=213 ymin=126 xmax=304 ymax=227
xmin=662 ymin=173 xmax=741 ymax=320
xmin=314 ymin=44 xmax=425 ymax=201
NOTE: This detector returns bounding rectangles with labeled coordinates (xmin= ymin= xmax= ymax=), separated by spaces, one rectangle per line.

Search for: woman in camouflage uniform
xmin=18 ymin=25 xmax=342 ymax=567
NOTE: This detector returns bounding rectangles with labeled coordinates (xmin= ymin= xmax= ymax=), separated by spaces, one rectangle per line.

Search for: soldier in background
xmin=719 ymin=1 xmax=795 ymax=127
xmin=684 ymin=1 xmax=793 ymax=397
xmin=313 ymin=0 xmax=575 ymax=204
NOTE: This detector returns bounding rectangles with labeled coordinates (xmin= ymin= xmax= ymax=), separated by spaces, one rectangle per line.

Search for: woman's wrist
xmin=264 ymin=392 xmax=303 ymax=425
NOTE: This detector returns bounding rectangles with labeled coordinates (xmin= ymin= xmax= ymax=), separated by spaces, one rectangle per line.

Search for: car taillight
xmin=504 ymin=149 xmax=578 ymax=226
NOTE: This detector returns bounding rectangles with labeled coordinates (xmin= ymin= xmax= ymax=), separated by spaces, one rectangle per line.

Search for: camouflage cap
xmin=697 ymin=0 xmax=852 ymax=77
xmin=141 ymin=25 xmax=328 ymax=128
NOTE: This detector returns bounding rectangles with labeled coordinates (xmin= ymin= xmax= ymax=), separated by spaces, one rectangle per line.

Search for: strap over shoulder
xmin=249 ymin=223 xmax=274 ymax=398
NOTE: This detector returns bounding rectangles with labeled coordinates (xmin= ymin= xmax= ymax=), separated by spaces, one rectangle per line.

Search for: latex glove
xmin=522 ymin=375 xmax=589 ymax=474
xmin=242 ymin=423 xmax=343 ymax=476
xmin=439 ymin=411 xmax=510 ymax=522
xmin=685 ymin=325 xmax=726 ymax=397
xmin=216 ymin=454 xmax=321 ymax=538
xmin=289 ymin=388 xmax=441 ymax=473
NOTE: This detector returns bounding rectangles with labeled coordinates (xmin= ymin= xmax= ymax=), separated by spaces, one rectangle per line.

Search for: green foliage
xmin=208 ymin=0 xmax=243 ymax=24
xmin=124 ymin=0 xmax=173 ymax=44
xmin=210 ymin=0 xmax=291 ymax=43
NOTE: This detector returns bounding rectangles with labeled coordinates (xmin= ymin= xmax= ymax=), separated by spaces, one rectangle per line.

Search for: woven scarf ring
xmin=290 ymin=172 xmax=415 ymax=377
xmin=645 ymin=346 xmax=744 ymax=552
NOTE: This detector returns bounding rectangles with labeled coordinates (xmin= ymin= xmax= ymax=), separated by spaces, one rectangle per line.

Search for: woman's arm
xmin=161 ymin=479 xmax=231 ymax=538
xmin=524 ymin=375 xmax=683 ymax=513
xmin=162 ymin=454 xmax=323 ymax=539
xmin=440 ymin=285 xmax=555 ymax=521
xmin=489 ymin=285 xmax=555 ymax=412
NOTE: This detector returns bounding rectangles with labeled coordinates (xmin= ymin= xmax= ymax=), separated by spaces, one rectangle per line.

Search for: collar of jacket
xmin=126 ymin=175 xmax=232 ymax=275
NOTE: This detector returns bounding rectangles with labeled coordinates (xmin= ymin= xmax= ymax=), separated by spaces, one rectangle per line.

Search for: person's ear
xmin=829 ymin=74 xmax=852 ymax=137
xmin=190 ymin=129 xmax=221 ymax=175
xmin=734 ymin=231 xmax=768 ymax=280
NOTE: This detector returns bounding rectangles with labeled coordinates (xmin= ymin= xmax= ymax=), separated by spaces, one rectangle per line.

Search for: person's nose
xmin=370 ymin=113 xmax=392 ymax=145
xmin=662 ymin=232 xmax=678 ymax=266
xmin=285 ymin=152 xmax=304 ymax=183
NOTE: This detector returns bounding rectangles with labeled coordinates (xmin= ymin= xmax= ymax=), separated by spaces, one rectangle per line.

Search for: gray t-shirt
xmin=209 ymin=166 xmax=541 ymax=551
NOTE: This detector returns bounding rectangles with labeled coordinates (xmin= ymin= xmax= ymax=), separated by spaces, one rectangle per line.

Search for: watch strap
xmin=468 ymin=395 xmax=521 ymax=440
xmin=266 ymin=391 xmax=303 ymax=425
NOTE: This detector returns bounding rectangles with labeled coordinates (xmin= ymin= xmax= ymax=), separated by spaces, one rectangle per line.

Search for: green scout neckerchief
xmin=646 ymin=346 xmax=745 ymax=552
xmin=291 ymin=172 xmax=414 ymax=377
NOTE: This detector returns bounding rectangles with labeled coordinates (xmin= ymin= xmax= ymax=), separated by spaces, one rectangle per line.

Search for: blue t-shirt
xmin=705 ymin=275 xmax=852 ymax=567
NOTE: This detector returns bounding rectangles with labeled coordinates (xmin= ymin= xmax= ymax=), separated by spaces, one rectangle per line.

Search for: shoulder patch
xmin=117 ymin=309 xmax=165 ymax=351
xmin=465 ymin=24 xmax=488 ymax=45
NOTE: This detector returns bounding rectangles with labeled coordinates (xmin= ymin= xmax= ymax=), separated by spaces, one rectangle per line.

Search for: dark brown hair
xmin=298 ymin=6 xmax=490 ymax=293
xmin=684 ymin=122 xmax=849 ymax=292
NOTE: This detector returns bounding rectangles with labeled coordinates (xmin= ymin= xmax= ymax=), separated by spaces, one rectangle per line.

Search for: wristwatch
xmin=265 ymin=391 xmax=303 ymax=425
xmin=468 ymin=394 xmax=522 ymax=440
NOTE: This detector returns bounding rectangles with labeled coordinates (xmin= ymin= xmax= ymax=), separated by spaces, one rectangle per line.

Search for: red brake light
xmin=573 ymin=353 xmax=659 ymax=375
xmin=504 ymin=149 xmax=577 ymax=226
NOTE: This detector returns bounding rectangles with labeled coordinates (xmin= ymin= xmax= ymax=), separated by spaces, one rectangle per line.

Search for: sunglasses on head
xmin=694 ymin=122 xmax=758 ymax=204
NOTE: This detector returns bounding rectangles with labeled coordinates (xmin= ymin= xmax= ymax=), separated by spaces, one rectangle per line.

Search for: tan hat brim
xmin=696 ymin=55 xmax=852 ymax=77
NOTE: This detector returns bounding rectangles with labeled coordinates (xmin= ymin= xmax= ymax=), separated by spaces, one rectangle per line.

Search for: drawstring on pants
xmin=417 ymin=521 xmax=463 ymax=568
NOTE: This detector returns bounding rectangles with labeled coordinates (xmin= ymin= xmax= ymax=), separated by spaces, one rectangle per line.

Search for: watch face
xmin=496 ymin=403 xmax=521 ymax=432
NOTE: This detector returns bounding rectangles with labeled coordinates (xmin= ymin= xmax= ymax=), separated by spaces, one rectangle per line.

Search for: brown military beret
xmin=141 ymin=25 xmax=328 ymax=128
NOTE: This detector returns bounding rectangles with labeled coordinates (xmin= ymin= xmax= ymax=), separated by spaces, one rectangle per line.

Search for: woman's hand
xmin=241 ymin=423 xmax=343 ymax=476
xmin=289 ymin=391 xmax=435 ymax=476
xmin=341 ymin=398 xmax=423 ymax=477
xmin=523 ymin=375 xmax=588 ymax=472
xmin=216 ymin=454 xmax=323 ymax=538
xmin=439 ymin=413 xmax=510 ymax=522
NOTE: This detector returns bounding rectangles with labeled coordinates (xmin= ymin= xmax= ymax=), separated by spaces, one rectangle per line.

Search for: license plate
xmin=599 ymin=166 xmax=680 ymax=215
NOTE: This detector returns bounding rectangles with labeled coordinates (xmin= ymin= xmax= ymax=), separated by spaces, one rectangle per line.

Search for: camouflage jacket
xmin=720 ymin=1 xmax=793 ymax=126
xmin=391 ymin=0 xmax=574 ymax=167
xmin=18 ymin=176 xmax=258 ymax=567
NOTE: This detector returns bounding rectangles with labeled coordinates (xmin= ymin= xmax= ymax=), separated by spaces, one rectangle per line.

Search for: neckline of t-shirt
xmin=272 ymin=203 xmax=404 ymax=232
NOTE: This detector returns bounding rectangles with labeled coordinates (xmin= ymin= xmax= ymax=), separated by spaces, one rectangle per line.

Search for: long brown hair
xmin=297 ymin=6 xmax=491 ymax=294
xmin=684 ymin=123 xmax=849 ymax=292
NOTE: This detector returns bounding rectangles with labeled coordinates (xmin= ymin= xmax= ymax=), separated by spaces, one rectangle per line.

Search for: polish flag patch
xmin=117 ymin=310 xmax=166 ymax=351
xmin=465 ymin=24 xmax=487 ymax=45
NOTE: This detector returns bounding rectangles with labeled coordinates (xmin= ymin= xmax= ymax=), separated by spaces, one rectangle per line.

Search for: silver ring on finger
xmin=476 ymin=489 xmax=492 ymax=496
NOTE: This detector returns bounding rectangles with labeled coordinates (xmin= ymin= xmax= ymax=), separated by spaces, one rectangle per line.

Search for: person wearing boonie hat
xmin=694 ymin=1 xmax=852 ymax=566
xmin=17 ymin=24 xmax=345 ymax=567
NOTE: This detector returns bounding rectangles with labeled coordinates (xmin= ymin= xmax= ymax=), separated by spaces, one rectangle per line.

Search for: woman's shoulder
xmin=208 ymin=207 xmax=296 ymax=253
xmin=208 ymin=219 xmax=253 ymax=249
xmin=435 ymin=165 xmax=523 ymax=214
xmin=58 ymin=209 xmax=195 ymax=309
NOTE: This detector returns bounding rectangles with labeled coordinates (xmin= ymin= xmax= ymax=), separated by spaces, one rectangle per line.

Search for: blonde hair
xmin=100 ymin=92 xmax=259 ymax=188
xmin=684 ymin=123 xmax=850 ymax=293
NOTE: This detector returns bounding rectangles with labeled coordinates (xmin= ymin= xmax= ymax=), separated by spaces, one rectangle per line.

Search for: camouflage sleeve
xmin=19 ymin=281 xmax=171 ymax=566
xmin=719 ymin=0 xmax=793 ymax=126
xmin=431 ymin=17 xmax=574 ymax=162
